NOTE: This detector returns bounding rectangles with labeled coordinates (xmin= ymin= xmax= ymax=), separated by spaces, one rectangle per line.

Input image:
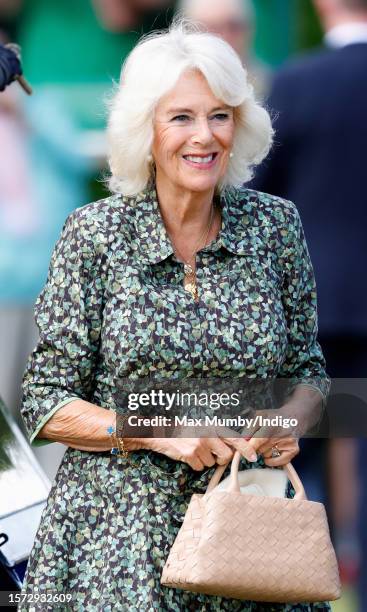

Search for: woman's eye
xmin=171 ymin=114 xmax=191 ymax=122
xmin=211 ymin=113 xmax=230 ymax=121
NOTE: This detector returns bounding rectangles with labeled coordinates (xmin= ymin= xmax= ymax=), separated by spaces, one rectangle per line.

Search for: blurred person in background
xmin=179 ymin=0 xmax=270 ymax=100
xmin=0 ymin=42 xmax=21 ymax=90
xmin=250 ymin=0 xmax=367 ymax=606
xmin=0 ymin=0 xmax=175 ymax=480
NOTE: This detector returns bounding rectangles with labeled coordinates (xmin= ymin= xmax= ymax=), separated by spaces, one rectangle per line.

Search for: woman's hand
xmin=249 ymin=436 xmax=300 ymax=467
xmin=239 ymin=407 xmax=301 ymax=467
xmin=242 ymin=386 xmax=324 ymax=466
xmin=145 ymin=426 xmax=258 ymax=471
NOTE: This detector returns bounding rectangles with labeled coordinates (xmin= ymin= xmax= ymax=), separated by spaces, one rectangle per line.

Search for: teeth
xmin=185 ymin=154 xmax=215 ymax=164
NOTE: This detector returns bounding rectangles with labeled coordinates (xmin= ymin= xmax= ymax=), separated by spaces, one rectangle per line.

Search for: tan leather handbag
xmin=161 ymin=452 xmax=341 ymax=603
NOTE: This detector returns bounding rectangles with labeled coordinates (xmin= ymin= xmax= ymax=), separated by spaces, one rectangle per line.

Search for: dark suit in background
xmin=250 ymin=41 xmax=367 ymax=610
xmin=250 ymin=42 xmax=367 ymax=345
xmin=0 ymin=44 xmax=21 ymax=91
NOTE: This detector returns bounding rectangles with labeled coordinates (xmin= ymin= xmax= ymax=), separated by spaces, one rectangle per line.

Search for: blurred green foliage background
xmin=253 ymin=0 xmax=323 ymax=65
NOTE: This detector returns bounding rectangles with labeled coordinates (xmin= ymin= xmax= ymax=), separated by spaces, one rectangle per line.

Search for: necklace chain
xmin=173 ymin=203 xmax=214 ymax=265
xmin=168 ymin=204 xmax=215 ymax=302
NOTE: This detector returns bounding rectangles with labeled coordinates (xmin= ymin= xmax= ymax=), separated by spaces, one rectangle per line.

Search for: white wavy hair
xmin=107 ymin=19 xmax=273 ymax=196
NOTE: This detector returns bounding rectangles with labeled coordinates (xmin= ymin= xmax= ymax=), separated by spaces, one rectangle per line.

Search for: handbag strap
xmin=205 ymin=451 xmax=307 ymax=501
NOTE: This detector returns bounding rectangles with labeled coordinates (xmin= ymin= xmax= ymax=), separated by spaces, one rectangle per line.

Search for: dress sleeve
xmin=277 ymin=203 xmax=330 ymax=403
xmin=21 ymin=210 xmax=107 ymax=446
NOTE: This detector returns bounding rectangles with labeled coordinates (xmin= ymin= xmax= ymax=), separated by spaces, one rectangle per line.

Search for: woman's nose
xmin=191 ymin=118 xmax=214 ymax=145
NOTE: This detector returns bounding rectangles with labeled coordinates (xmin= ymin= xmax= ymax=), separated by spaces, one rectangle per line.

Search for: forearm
xmin=281 ymin=384 xmax=324 ymax=435
xmin=37 ymin=399 xmax=151 ymax=452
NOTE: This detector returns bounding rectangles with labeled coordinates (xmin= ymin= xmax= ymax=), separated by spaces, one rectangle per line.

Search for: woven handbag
xmin=161 ymin=451 xmax=341 ymax=603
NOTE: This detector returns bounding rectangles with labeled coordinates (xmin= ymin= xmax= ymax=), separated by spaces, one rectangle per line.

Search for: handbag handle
xmin=205 ymin=451 xmax=307 ymax=501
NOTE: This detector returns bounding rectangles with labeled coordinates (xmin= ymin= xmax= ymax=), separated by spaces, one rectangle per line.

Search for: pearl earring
xmin=147 ymin=154 xmax=153 ymax=163
xmin=229 ymin=152 xmax=234 ymax=159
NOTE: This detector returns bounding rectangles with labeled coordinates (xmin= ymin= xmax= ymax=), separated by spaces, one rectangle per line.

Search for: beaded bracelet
xmin=107 ymin=414 xmax=129 ymax=458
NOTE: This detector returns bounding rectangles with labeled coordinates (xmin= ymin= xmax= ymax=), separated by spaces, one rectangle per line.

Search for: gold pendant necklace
xmin=170 ymin=204 xmax=215 ymax=302
xmin=183 ymin=263 xmax=199 ymax=301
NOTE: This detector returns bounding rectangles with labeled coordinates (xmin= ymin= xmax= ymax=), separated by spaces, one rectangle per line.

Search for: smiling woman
xmin=107 ymin=19 xmax=272 ymax=195
xmin=19 ymin=17 xmax=331 ymax=612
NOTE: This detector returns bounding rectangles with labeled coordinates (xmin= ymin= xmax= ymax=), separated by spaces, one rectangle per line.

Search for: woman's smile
xmin=182 ymin=151 xmax=219 ymax=169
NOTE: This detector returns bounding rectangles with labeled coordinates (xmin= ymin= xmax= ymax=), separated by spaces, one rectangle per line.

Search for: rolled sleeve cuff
xmin=30 ymin=396 xmax=82 ymax=446
xmin=284 ymin=377 xmax=330 ymax=409
xmin=295 ymin=382 xmax=328 ymax=407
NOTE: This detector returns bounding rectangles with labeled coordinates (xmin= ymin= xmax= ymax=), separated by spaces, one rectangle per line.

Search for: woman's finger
xmin=261 ymin=437 xmax=300 ymax=457
xmin=263 ymin=447 xmax=300 ymax=467
xmin=209 ymin=438 xmax=235 ymax=465
xmin=244 ymin=433 xmax=270 ymax=456
xmin=221 ymin=436 xmax=258 ymax=462
xmin=255 ymin=437 xmax=284 ymax=455
xmin=197 ymin=444 xmax=217 ymax=468
xmin=187 ymin=455 xmax=206 ymax=471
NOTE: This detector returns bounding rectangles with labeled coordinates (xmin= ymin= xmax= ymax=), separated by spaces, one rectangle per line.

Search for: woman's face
xmin=152 ymin=70 xmax=235 ymax=196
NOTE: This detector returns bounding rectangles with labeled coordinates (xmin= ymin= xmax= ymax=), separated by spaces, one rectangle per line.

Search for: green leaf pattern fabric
xmin=20 ymin=185 xmax=330 ymax=611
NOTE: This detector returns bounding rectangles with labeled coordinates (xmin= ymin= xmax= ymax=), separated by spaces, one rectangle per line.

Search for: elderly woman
xmin=20 ymin=21 xmax=330 ymax=612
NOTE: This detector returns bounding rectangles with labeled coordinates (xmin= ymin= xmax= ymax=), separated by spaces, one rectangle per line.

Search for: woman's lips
xmin=182 ymin=152 xmax=219 ymax=169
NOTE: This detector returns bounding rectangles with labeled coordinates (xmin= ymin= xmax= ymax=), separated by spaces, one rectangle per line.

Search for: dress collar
xmin=132 ymin=182 xmax=254 ymax=265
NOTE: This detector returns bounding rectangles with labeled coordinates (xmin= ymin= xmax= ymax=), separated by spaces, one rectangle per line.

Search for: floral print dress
xmin=20 ymin=184 xmax=331 ymax=611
